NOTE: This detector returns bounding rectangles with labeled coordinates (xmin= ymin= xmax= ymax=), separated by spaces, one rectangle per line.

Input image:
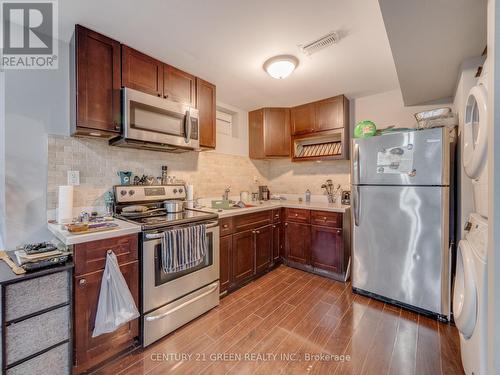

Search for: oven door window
xmin=154 ymin=231 xmax=213 ymax=286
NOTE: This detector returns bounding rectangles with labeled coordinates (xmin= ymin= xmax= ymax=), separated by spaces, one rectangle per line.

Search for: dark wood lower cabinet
xmin=255 ymin=224 xmax=273 ymax=273
xmin=285 ymin=222 xmax=311 ymax=264
xmin=74 ymin=261 xmax=139 ymax=373
xmin=219 ymin=235 xmax=231 ymax=293
xmin=310 ymin=225 xmax=343 ymax=273
xmin=272 ymin=223 xmax=282 ymax=263
xmin=231 ymin=229 xmax=256 ymax=284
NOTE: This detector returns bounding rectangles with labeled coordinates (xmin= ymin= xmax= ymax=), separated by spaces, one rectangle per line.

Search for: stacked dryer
xmin=453 ymin=59 xmax=489 ymax=375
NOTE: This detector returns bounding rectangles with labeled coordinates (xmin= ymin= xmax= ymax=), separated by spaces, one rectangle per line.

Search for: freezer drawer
xmin=351 ymin=185 xmax=450 ymax=316
xmin=352 ymin=127 xmax=451 ymax=186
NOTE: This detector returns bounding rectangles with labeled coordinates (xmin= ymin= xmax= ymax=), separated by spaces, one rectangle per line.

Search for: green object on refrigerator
xmin=354 ymin=120 xmax=377 ymax=138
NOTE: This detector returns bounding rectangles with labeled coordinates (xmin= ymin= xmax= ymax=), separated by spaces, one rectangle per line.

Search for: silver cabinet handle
xmin=285 ymin=223 xmax=288 ymax=226
xmin=146 ymin=284 xmax=218 ymax=322
xmin=79 ymin=279 xmax=87 ymax=286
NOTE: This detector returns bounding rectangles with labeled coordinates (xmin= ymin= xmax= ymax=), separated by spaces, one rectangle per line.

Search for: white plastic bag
xmin=92 ymin=250 xmax=139 ymax=337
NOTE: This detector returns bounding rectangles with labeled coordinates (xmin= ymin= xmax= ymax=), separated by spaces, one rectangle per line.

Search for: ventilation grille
xmin=296 ymin=141 xmax=342 ymax=158
xmin=300 ymin=31 xmax=337 ymax=55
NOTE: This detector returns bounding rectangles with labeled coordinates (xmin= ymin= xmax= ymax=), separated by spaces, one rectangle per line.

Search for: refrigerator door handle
xmin=353 ymin=186 xmax=360 ymax=226
xmin=353 ymin=142 xmax=360 ymax=184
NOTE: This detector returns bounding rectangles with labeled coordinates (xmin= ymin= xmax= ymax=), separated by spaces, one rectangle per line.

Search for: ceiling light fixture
xmin=263 ymin=55 xmax=299 ymax=79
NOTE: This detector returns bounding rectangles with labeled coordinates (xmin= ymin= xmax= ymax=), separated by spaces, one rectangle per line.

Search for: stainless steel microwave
xmin=111 ymin=88 xmax=199 ymax=152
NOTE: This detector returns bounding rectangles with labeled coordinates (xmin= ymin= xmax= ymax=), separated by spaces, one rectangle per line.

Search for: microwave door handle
xmin=184 ymin=109 xmax=192 ymax=143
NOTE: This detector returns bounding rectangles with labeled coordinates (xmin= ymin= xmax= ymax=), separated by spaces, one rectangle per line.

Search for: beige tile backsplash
xmin=47 ymin=135 xmax=351 ymax=210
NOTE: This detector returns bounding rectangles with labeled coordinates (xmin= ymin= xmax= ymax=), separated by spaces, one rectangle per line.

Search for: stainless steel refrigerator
xmin=351 ymin=127 xmax=455 ymax=320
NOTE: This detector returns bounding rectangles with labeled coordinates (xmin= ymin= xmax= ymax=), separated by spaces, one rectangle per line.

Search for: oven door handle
xmin=144 ymin=221 xmax=219 ymax=239
xmin=145 ymin=284 xmax=219 ymax=322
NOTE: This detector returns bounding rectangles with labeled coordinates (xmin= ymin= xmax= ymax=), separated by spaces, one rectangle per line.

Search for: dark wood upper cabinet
xmin=220 ymin=235 xmax=231 ymax=293
xmin=249 ymin=109 xmax=265 ymax=159
xmin=316 ymin=96 xmax=346 ymax=131
xmin=121 ymin=45 xmax=163 ymax=97
xmin=285 ymin=222 xmax=310 ymax=264
xmin=71 ymin=25 xmax=121 ymax=138
xmin=255 ymin=224 xmax=273 ymax=273
xmin=290 ymin=102 xmax=315 ymax=136
xmin=196 ymin=77 xmax=216 ymax=149
xmin=310 ymin=226 xmax=343 ymax=273
xmin=231 ymin=230 xmax=256 ymax=284
xmin=249 ymin=107 xmax=290 ymax=159
xmin=163 ymin=65 xmax=196 ymax=106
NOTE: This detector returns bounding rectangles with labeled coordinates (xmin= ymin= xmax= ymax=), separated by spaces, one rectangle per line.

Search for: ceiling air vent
xmin=299 ymin=31 xmax=337 ymax=56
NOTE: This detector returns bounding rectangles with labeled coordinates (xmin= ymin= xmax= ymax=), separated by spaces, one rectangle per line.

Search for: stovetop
xmin=116 ymin=209 xmax=218 ymax=230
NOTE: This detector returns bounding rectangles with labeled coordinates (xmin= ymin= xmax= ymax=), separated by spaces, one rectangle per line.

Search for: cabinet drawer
xmin=272 ymin=208 xmax=282 ymax=223
xmin=7 ymin=342 xmax=69 ymax=375
xmin=284 ymin=208 xmax=310 ymax=223
xmin=5 ymin=271 xmax=70 ymax=321
xmin=5 ymin=305 xmax=70 ymax=365
xmin=311 ymin=210 xmax=343 ymax=228
xmin=74 ymin=234 xmax=138 ymax=276
xmin=234 ymin=210 xmax=272 ymax=232
xmin=219 ymin=217 xmax=234 ymax=236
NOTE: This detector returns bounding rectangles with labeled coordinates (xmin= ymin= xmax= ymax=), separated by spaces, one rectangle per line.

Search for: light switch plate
xmin=67 ymin=170 xmax=80 ymax=186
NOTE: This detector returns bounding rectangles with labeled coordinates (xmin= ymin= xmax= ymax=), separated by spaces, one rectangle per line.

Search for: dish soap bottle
xmin=305 ymin=189 xmax=311 ymax=203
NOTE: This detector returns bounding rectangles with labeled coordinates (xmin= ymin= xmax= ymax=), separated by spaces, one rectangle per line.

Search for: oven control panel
xmin=114 ymin=184 xmax=186 ymax=203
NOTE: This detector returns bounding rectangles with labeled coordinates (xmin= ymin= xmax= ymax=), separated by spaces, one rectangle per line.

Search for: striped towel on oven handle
xmin=160 ymin=224 xmax=207 ymax=274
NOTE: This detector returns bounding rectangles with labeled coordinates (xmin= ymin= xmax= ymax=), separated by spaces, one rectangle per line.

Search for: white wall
xmin=487 ymin=0 xmax=500 ymax=372
xmin=4 ymin=41 xmax=69 ymax=248
xmin=0 ymin=72 xmax=5 ymax=249
xmin=351 ymin=89 xmax=452 ymax=130
xmin=214 ymin=101 xmax=249 ymax=156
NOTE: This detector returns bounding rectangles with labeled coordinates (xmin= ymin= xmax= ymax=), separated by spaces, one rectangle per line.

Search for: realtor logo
xmin=0 ymin=0 xmax=58 ymax=69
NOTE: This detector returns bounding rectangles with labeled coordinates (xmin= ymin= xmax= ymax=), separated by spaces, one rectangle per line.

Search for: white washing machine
xmin=463 ymin=59 xmax=489 ymax=218
xmin=453 ymin=213 xmax=488 ymax=375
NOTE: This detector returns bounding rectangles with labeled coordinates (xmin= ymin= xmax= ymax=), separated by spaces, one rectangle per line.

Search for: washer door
xmin=463 ymin=84 xmax=488 ymax=180
xmin=453 ymin=240 xmax=477 ymax=339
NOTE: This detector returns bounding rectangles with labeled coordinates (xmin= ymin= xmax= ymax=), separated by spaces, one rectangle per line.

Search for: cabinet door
xmin=196 ymin=77 xmax=216 ymax=149
xmin=315 ymin=96 xmax=344 ymax=132
xmin=255 ymin=225 xmax=272 ymax=273
xmin=249 ymin=109 xmax=265 ymax=159
xmin=163 ymin=65 xmax=196 ymax=106
xmin=290 ymin=103 xmax=315 ymax=135
xmin=220 ymin=235 xmax=232 ymax=293
xmin=264 ymin=108 xmax=290 ymax=157
xmin=272 ymin=223 xmax=282 ymax=262
xmin=310 ymin=226 xmax=343 ymax=273
xmin=74 ymin=25 xmax=121 ymax=134
xmin=74 ymin=261 xmax=139 ymax=372
xmin=285 ymin=222 xmax=311 ymax=264
xmin=121 ymin=45 xmax=163 ymax=97
xmin=231 ymin=230 xmax=256 ymax=283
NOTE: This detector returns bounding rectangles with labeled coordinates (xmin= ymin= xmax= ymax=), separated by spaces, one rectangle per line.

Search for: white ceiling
xmin=59 ymin=0 xmax=400 ymax=110
xmin=378 ymin=0 xmax=487 ymax=106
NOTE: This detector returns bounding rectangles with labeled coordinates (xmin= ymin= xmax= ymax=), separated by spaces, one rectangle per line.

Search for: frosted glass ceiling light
xmin=263 ymin=55 xmax=299 ymax=79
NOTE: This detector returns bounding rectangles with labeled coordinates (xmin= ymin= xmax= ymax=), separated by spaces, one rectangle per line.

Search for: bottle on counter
xmin=305 ymin=189 xmax=311 ymax=203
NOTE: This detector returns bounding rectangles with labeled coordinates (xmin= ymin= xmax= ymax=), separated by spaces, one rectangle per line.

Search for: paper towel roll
xmin=186 ymin=185 xmax=194 ymax=202
xmin=57 ymin=185 xmax=74 ymax=224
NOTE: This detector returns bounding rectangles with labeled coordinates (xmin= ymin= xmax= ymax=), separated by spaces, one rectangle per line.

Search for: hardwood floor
xmin=96 ymin=265 xmax=463 ymax=375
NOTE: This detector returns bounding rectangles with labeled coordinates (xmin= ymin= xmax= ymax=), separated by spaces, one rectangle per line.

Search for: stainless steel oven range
xmin=114 ymin=184 xmax=219 ymax=347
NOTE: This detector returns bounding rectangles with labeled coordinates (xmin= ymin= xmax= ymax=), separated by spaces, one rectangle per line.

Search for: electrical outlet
xmin=67 ymin=170 xmax=80 ymax=186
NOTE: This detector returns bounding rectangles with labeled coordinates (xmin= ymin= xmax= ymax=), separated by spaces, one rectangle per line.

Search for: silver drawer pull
xmin=145 ymin=284 xmax=218 ymax=322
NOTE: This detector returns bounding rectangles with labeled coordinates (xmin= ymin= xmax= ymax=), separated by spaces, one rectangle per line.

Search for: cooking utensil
xmin=0 ymin=250 xmax=26 ymax=275
xmin=163 ymin=200 xmax=185 ymax=213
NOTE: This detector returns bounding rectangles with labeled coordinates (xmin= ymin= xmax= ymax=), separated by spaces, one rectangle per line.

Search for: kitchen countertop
xmin=199 ymin=200 xmax=350 ymax=218
xmin=48 ymin=218 xmax=142 ymax=245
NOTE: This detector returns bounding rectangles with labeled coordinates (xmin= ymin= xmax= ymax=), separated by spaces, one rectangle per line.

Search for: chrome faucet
xmin=223 ymin=186 xmax=231 ymax=201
